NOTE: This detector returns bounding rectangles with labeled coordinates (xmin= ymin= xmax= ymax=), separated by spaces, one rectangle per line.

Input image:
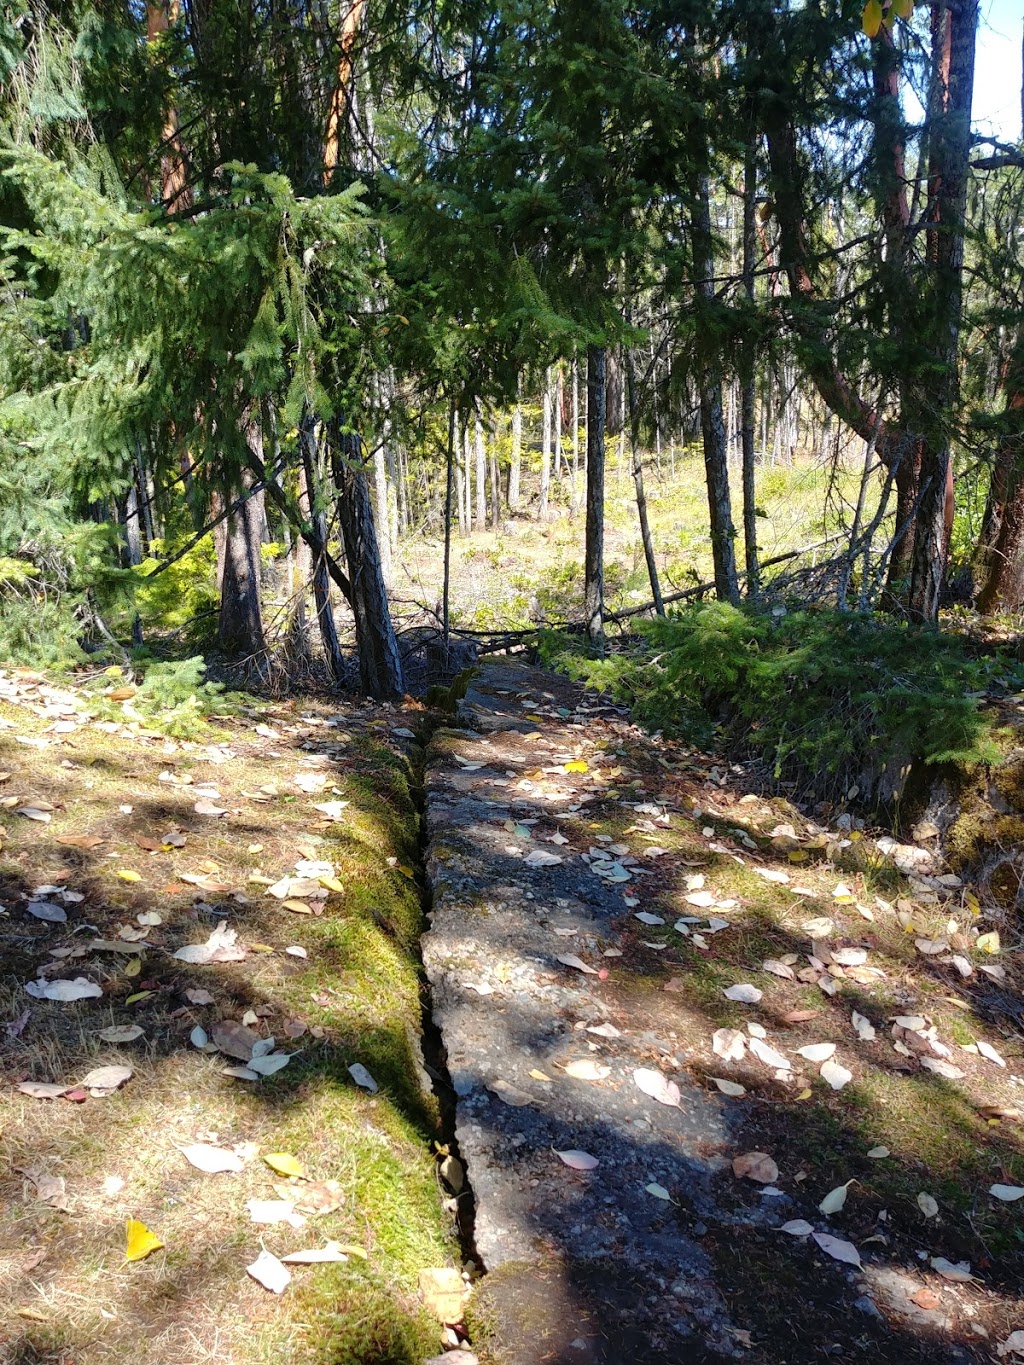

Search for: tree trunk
xmin=741 ymin=129 xmax=759 ymax=597
xmin=300 ymin=419 xmax=345 ymax=682
xmin=489 ymin=423 xmax=501 ymax=530
xmin=907 ymin=0 xmax=978 ymax=622
xmin=539 ymin=369 xmax=552 ymax=519
xmin=508 ymin=399 xmax=523 ymax=512
xmin=474 ymin=412 xmax=487 ymax=531
xmin=624 ymin=345 xmax=664 ymax=615
xmin=216 ymin=468 xmax=267 ymax=666
xmin=328 ymin=424 xmax=403 ymax=698
xmin=692 ymin=171 xmax=740 ymax=604
xmin=372 ymin=441 xmax=392 ymax=586
xmin=978 ymin=345 xmax=1024 ymax=612
xmin=584 ymin=345 xmax=606 ymax=649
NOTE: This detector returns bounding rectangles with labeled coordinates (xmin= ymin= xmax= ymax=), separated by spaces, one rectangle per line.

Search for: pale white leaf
xmin=802 ymin=918 xmax=835 ymax=939
xmin=797 ymin=1043 xmax=836 ymax=1063
xmin=633 ymin=1067 xmax=681 ymax=1107
xmin=685 ymin=889 xmax=716 ymax=907
xmin=929 ymin=1256 xmax=975 ymax=1282
xmin=712 ymin=1028 xmax=747 ymax=1062
xmin=819 ymin=1180 xmax=854 ymax=1215
xmin=749 ymin=1038 xmax=790 ymax=1071
xmin=831 ymin=947 xmax=867 ymax=967
xmin=248 ymin=1052 xmax=291 ymax=1076
xmin=24 ymin=977 xmax=102 ymax=1002
xmin=179 ymin=1143 xmax=244 ymax=1174
xmin=586 ymin=1023 xmax=621 ymax=1039
xmin=564 ymin=1059 xmax=610 ymax=1081
xmin=80 ymin=1064 xmax=132 ymax=1092
xmin=920 ymin=1056 xmax=964 ymax=1080
xmin=998 ymin=1330 xmax=1024 ymax=1357
xmin=852 ymin=1012 xmax=876 ymax=1042
xmin=190 ymin=1025 xmax=209 ymax=1048
xmin=712 ymin=1077 xmax=746 ymax=1097
xmin=723 ymin=983 xmax=762 ymax=1004
xmin=246 ymin=1248 xmax=292 ymax=1294
xmin=867 ymin=1146 xmax=889 ymax=1159
xmin=556 ymin=954 xmax=599 ymax=975
xmin=634 ymin=911 xmax=664 ymax=926
xmin=18 ymin=1081 xmax=68 ymax=1099
xmin=812 ymin=1232 xmax=862 ymax=1267
xmin=763 ymin=959 xmax=795 ymax=980
xmin=554 ymin=1148 xmax=599 ymax=1171
xmin=990 ymin=1184 xmax=1024 ymax=1202
xmin=247 ymin=1199 xmax=303 ymax=1226
xmin=779 ymin=1219 xmax=814 ymax=1236
xmin=917 ymin=1192 xmax=939 ymax=1218
xmin=26 ymin=900 xmax=66 ymax=923
xmin=820 ymin=1059 xmax=852 ymax=1090
xmin=524 ymin=849 xmax=562 ymax=868
xmin=645 ymin=1182 xmax=672 ymax=1201
xmin=95 ymin=1025 xmax=144 ymax=1043
xmin=753 ymin=867 xmax=790 ymax=884
xmin=977 ymin=1040 xmax=1006 ymax=1068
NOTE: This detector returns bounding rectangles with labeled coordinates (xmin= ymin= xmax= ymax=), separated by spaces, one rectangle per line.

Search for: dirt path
xmin=422 ymin=661 xmax=1024 ymax=1364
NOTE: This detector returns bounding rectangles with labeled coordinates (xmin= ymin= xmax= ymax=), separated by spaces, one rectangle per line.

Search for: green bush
xmin=133 ymin=538 xmax=218 ymax=642
xmin=87 ymin=657 xmax=238 ymax=738
xmin=545 ymin=604 xmax=1002 ymax=807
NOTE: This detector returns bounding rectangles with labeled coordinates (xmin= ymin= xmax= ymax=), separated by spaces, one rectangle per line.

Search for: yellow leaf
xmin=796 ymin=1088 xmax=813 ymax=1101
xmin=248 ymin=942 xmax=275 ymax=953
xmin=318 ymin=875 xmax=345 ymax=893
xmin=788 ymin=850 xmax=809 ymax=863
xmin=564 ymin=760 xmax=589 ymax=774
xmin=862 ymin=0 xmax=884 ymax=36
xmin=125 ymin=991 xmax=154 ymax=1005
xmin=396 ymin=865 xmax=416 ymax=880
xmin=529 ymin=1069 xmax=552 ymax=1082
xmin=123 ymin=958 xmax=142 ymax=978
xmin=263 ymin=1152 xmax=306 ymax=1179
xmin=964 ymin=891 xmax=980 ymax=915
xmin=125 ymin=1219 xmax=163 ymax=1262
xmin=977 ymin=931 xmax=1000 ymax=955
xmin=117 ymin=870 xmax=142 ymax=883
xmin=335 ymin=1243 xmax=367 ymax=1259
xmin=282 ymin=899 xmax=313 ymax=914
xmin=892 ymin=0 xmax=913 ymax=16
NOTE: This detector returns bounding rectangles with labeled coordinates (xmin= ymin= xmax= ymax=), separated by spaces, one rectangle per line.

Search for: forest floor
xmin=2 ymin=651 xmax=1023 ymax=1364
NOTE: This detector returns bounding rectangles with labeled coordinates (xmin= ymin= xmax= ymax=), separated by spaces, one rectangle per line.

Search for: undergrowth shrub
xmin=133 ymin=538 xmax=218 ymax=644
xmin=543 ymin=603 xmax=1003 ymax=807
xmin=87 ymin=657 xmax=238 ymax=737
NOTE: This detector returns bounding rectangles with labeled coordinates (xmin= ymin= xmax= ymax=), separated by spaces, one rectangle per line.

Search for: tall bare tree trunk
xmin=741 ymin=129 xmax=759 ymax=597
xmin=299 ymin=419 xmax=345 ymax=682
xmin=508 ymin=399 xmax=523 ymax=513
xmin=625 ymin=344 xmax=664 ymax=615
xmin=585 ymin=345 xmax=606 ymax=649
xmin=539 ymin=370 xmax=552 ymax=519
xmin=474 ymin=412 xmax=487 ymax=530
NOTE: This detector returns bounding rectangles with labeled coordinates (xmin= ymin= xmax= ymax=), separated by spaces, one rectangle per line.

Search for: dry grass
xmin=0 ymin=673 xmax=455 ymax=1365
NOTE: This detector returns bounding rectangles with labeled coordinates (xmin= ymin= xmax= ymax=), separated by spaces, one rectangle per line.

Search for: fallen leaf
xmin=554 ymin=1148 xmax=599 ymax=1171
xmin=179 ymin=1143 xmax=244 ymax=1174
xmin=852 ymin=1011 xmax=876 ymax=1042
xmin=802 ymin=918 xmax=835 ymax=939
xmin=418 ymin=1267 xmax=466 ymax=1323
xmin=247 ymin=1248 xmax=291 ymax=1294
xmin=194 ymin=799 xmax=227 ymax=817
xmin=918 ymin=1192 xmax=939 ymax=1218
xmin=563 ymin=1059 xmax=611 ymax=1081
xmin=645 ymin=1182 xmax=672 ymax=1201
xmin=976 ymin=931 xmax=1000 ymax=955
xmin=348 ymin=1062 xmax=378 ymax=1093
xmin=912 ymin=1288 xmax=942 ymax=1311
xmin=929 ymin=1256 xmax=975 ymax=1282
xmin=488 ymin=1078 xmax=534 ymax=1107
xmin=247 ymin=1199 xmax=303 ymax=1226
xmin=26 ymin=900 xmax=66 ymax=924
xmin=280 ymin=1242 xmax=350 ymax=1264
xmin=185 ymin=988 xmax=214 ymax=1005
xmin=290 ymin=1179 xmax=343 ymax=1215
xmin=211 ymin=1020 xmax=260 ymax=1060
xmin=724 ymin=984 xmax=763 ymax=1004
xmin=586 ymin=1022 xmax=621 ymax=1039
xmin=812 ymin=1231 xmax=861 ymax=1267
xmin=95 ymin=1025 xmax=144 ymax=1043
xmin=920 ymin=1057 xmax=964 ymax=1080
xmin=831 ymin=947 xmax=867 ymax=967
xmin=633 ymin=1067 xmax=681 ymax=1107
xmin=784 ymin=1010 xmax=819 ymax=1024
xmin=763 ymin=960 xmax=795 ymax=980
xmin=797 ymin=1043 xmax=837 ymax=1063
xmin=732 ymin=1151 xmax=779 ymax=1183
xmin=25 ymin=977 xmax=102 ymax=1002
xmin=248 ymin=1052 xmax=291 ymax=1076
xmin=524 ymin=849 xmax=562 ymax=868
xmin=749 ymin=1038 xmax=791 ymax=1071
xmin=819 ymin=1059 xmax=853 ymax=1090
xmin=556 ymin=953 xmax=599 ymax=975
xmin=173 ymin=923 xmax=246 ymax=965
xmin=998 ymin=1331 xmax=1024 ymax=1357
xmin=712 ymin=1077 xmax=746 ymax=1097
xmin=263 ymin=1152 xmax=306 ymax=1179
xmin=819 ymin=1180 xmax=855 ymax=1215
xmin=977 ymin=1040 xmax=1006 ymax=1068
xmin=779 ymin=1219 xmax=814 ymax=1236
xmin=634 ymin=911 xmax=665 ymax=926
xmin=125 ymin=1219 xmax=164 ymax=1262
xmin=55 ymin=834 xmax=104 ymax=849
xmin=18 ymin=1081 xmax=68 ymax=1099
xmin=990 ymin=1184 xmax=1024 ymax=1202
xmin=867 ymin=1146 xmax=890 ymax=1159
xmin=713 ymin=1028 xmax=747 ymax=1062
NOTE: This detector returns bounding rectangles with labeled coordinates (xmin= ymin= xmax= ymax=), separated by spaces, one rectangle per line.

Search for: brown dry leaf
xmin=210 ymin=1019 xmax=260 ymax=1060
xmin=783 ymin=1010 xmax=819 ymax=1024
xmin=185 ymin=988 xmax=215 ymax=1005
xmin=80 ymin=1064 xmax=132 ymax=1094
xmin=54 ymin=833 xmax=105 ymax=849
xmin=135 ymin=835 xmax=162 ymax=852
xmin=732 ymin=1151 xmax=779 ymax=1183
xmin=290 ymin=1179 xmax=343 ymax=1215
xmin=912 ymin=1288 xmax=942 ymax=1311
xmin=96 ymin=1025 xmax=144 ymax=1043
xmin=418 ymin=1267 xmax=467 ymax=1324
xmin=282 ymin=899 xmax=314 ymax=914
xmin=18 ymin=1081 xmax=68 ymax=1100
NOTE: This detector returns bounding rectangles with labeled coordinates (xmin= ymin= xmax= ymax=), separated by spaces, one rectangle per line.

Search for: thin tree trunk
xmin=328 ymin=423 xmax=403 ymax=698
xmin=474 ymin=411 xmax=486 ymax=531
xmin=978 ymin=343 xmax=1024 ymax=611
xmin=489 ymin=419 xmax=501 ymax=530
xmin=463 ymin=419 xmax=472 ymax=530
xmin=741 ymin=129 xmax=759 ymax=597
xmin=373 ymin=442 xmax=392 ymax=586
xmin=585 ymin=345 xmax=606 ymax=648
xmin=442 ymin=404 xmax=456 ymax=646
xmin=554 ymin=367 xmax=563 ymax=484
xmin=692 ymin=170 xmax=740 ymax=604
xmin=300 ymin=419 xmax=345 ymax=682
xmin=539 ymin=370 xmax=552 ymax=519
xmin=508 ymin=400 xmax=523 ymax=513
xmin=625 ymin=344 xmax=664 ymax=614
xmin=216 ymin=462 xmax=267 ymax=667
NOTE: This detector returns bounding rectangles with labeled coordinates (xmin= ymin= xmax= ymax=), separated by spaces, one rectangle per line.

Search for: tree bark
xmin=539 ymin=369 xmax=552 ymax=519
xmin=624 ymin=345 xmax=664 ymax=615
xmin=584 ymin=345 xmax=606 ymax=649
xmin=328 ymin=424 xmax=403 ymax=698
xmin=216 ymin=463 xmax=267 ymax=667
xmin=300 ymin=419 xmax=345 ymax=682
xmin=474 ymin=411 xmax=487 ymax=530
xmin=740 ymin=129 xmax=759 ymax=597
xmin=692 ymin=170 xmax=740 ymax=604
xmin=978 ymin=345 xmax=1024 ymax=612
xmin=508 ymin=400 xmax=523 ymax=512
